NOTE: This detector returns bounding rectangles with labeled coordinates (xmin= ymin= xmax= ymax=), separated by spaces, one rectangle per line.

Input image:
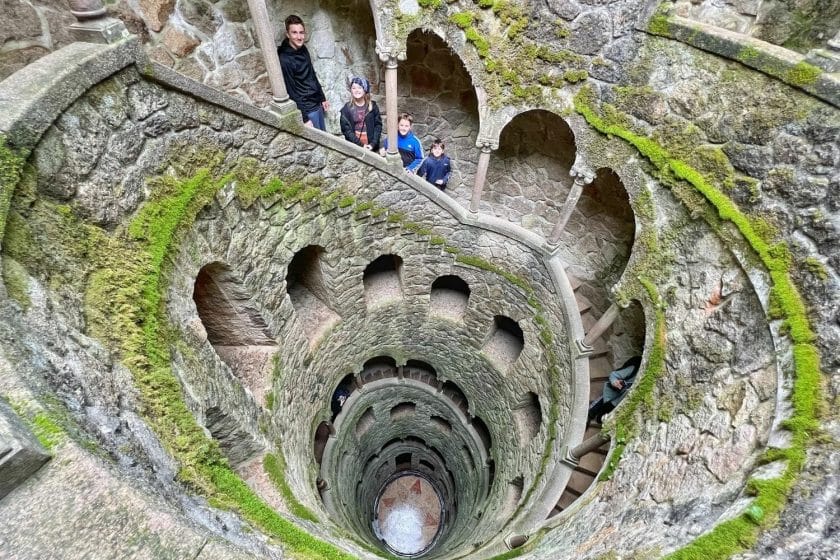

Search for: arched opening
xmin=390 ymin=402 xmax=417 ymax=420
xmin=512 ymin=392 xmax=542 ymax=442
xmin=286 ymin=245 xmax=341 ymax=345
xmin=314 ymin=420 xmax=332 ymax=465
xmin=360 ymin=356 xmax=398 ymax=384
xmin=193 ymin=262 xmax=276 ymax=404
xmin=331 ymin=374 xmax=356 ymax=422
xmin=363 ymin=254 xmax=404 ymax=307
xmin=482 ymin=315 xmax=525 ymax=370
xmin=484 ymin=109 xmax=576 ymax=235
xmin=569 ymin=168 xmax=636 ymax=299
xmin=471 ymin=416 xmax=492 ymax=454
xmin=404 ymin=359 xmax=438 ymax=387
xmin=430 ymin=275 xmax=471 ymax=320
xmin=441 ymin=381 xmax=470 ymax=415
xmin=400 ymin=29 xmax=481 ymax=190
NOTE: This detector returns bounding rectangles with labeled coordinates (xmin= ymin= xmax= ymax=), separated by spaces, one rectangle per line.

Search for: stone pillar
xmin=576 ymin=303 xmax=619 ymax=355
xmin=549 ymin=171 xmax=594 ymax=243
xmin=67 ymin=0 xmax=128 ymax=44
xmin=470 ymin=142 xmax=495 ymax=213
xmin=376 ymin=42 xmax=406 ymax=157
xmin=560 ymin=432 xmax=609 ymax=467
xmin=245 ymin=0 xmax=296 ymax=113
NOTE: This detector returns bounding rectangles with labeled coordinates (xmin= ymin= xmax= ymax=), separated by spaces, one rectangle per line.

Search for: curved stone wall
xmin=0 ymin=1 xmax=837 ymax=559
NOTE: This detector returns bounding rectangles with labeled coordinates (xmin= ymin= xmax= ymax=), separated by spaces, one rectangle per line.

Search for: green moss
xmin=785 ymin=61 xmax=821 ymax=87
xmin=9 ymin=400 xmax=65 ymax=450
xmin=265 ymin=391 xmax=275 ymax=411
xmin=575 ymin=86 xmax=825 ymax=560
xmin=417 ymin=0 xmax=442 ymax=8
xmin=647 ymin=14 xmax=671 ymax=36
xmin=465 ymin=27 xmax=491 ymax=58
xmin=84 ymin=165 xmax=357 ymax=559
xmin=264 ymin=452 xmax=320 ymax=523
xmin=449 ymin=11 xmax=476 ymax=30
xmin=802 ymin=257 xmax=828 ymax=281
xmin=736 ymin=46 xmax=761 ymax=64
xmin=337 ymin=195 xmax=355 ymax=208
xmin=0 ymin=136 xmax=26 ymax=243
xmin=476 ymin=0 xmax=495 ymax=8
xmin=429 ymin=235 xmax=445 ymax=246
xmin=2 ymin=257 xmax=31 ymax=309
xmin=554 ymin=19 xmax=570 ymax=38
xmin=562 ymin=69 xmax=588 ymax=83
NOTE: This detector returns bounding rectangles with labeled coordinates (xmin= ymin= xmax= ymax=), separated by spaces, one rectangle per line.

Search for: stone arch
xmin=512 ymin=392 xmax=542 ymax=442
xmin=363 ymin=254 xmax=404 ymax=307
xmin=430 ymin=274 xmax=471 ymax=320
xmin=482 ymin=109 xmax=577 ymax=237
xmin=399 ymin=28 xmax=482 ymax=188
xmin=286 ymin=245 xmax=341 ymax=345
xmin=193 ymin=261 xmax=277 ymax=402
xmin=360 ymin=355 xmax=398 ymax=384
xmin=571 ymin=167 xmax=636 ymax=291
xmin=481 ymin=315 xmax=525 ymax=371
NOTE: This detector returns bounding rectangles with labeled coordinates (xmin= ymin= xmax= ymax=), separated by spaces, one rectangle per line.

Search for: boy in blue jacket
xmin=416 ymin=139 xmax=452 ymax=191
xmin=380 ymin=113 xmax=423 ymax=173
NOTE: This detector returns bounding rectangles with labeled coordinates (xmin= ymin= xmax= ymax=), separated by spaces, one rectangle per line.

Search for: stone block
xmin=139 ymin=0 xmax=176 ymax=32
xmin=0 ymin=401 xmax=51 ymax=500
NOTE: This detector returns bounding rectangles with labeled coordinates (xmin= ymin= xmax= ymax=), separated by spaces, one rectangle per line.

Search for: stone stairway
xmin=548 ymin=273 xmax=613 ymax=517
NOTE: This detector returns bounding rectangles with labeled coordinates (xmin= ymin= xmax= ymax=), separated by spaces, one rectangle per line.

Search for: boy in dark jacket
xmin=416 ymin=139 xmax=452 ymax=190
xmin=277 ymin=15 xmax=329 ymax=130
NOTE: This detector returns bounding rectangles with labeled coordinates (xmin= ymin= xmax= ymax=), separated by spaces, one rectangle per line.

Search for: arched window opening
xmin=395 ymin=452 xmax=412 ymax=471
xmin=314 ymin=421 xmax=332 ymax=465
xmin=331 ymin=374 xmax=356 ymax=422
xmin=286 ymin=245 xmax=341 ymax=345
xmin=193 ymin=262 xmax=276 ymax=404
xmin=390 ymin=402 xmax=417 ymax=420
xmin=485 ymin=109 xmax=576 ymax=235
xmin=502 ymin=475 xmax=524 ymax=515
xmin=430 ymin=275 xmax=471 ymax=320
xmin=472 ymin=416 xmax=492 ymax=454
xmin=402 ymin=29 xmax=480 ymax=190
xmin=442 ymin=381 xmax=470 ymax=415
xmin=205 ymin=406 xmax=263 ymax=467
xmin=431 ymin=416 xmax=452 ymax=435
xmin=356 ymin=407 xmax=376 ymax=439
xmin=363 ymin=254 xmax=404 ymax=307
xmin=482 ymin=315 xmax=525 ymax=370
xmin=360 ymin=355 xmax=398 ymax=384
xmin=404 ymin=359 xmax=438 ymax=387
xmin=513 ymin=392 xmax=542 ymax=442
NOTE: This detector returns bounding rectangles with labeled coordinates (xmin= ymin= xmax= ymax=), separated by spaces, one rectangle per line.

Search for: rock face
xmin=0 ymin=2 xmax=837 ymax=560
xmin=0 ymin=400 xmax=51 ymax=500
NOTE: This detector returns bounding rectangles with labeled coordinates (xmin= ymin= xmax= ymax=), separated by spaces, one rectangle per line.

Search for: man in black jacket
xmin=277 ymin=15 xmax=329 ymax=130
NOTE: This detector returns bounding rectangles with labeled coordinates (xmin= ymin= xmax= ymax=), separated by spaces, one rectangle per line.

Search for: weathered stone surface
xmin=0 ymin=401 xmax=51 ymax=499
xmin=179 ymin=0 xmax=221 ymax=37
xmin=162 ymin=26 xmax=200 ymax=57
xmin=569 ymin=10 xmax=613 ymax=54
xmin=138 ymin=0 xmax=176 ymax=32
xmin=546 ymin=0 xmax=582 ymax=20
xmin=0 ymin=0 xmax=42 ymax=44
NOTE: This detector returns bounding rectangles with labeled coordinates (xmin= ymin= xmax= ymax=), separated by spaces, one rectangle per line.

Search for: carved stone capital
xmin=475 ymin=139 xmax=497 ymax=152
xmin=570 ymin=166 xmax=595 ymax=185
xmin=375 ymin=40 xmax=407 ymax=66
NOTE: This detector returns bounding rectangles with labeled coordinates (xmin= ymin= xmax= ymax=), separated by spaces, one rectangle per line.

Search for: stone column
xmin=470 ymin=142 xmax=495 ymax=213
xmin=576 ymin=302 xmax=619 ymax=355
xmin=376 ymin=42 xmax=406 ymax=157
xmin=245 ymin=0 xmax=296 ymax=112
xmin=560 ymin=432 xmax=609 ymax=467
xmin=67 ymin=0 xmax=128 ymax=43
xmin=549 ymin=171 xmax=594 ymax=243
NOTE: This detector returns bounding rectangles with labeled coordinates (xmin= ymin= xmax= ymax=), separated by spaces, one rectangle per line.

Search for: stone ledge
xmin=0 ymin=39 xmax=141 ymax=149
xmin=0 ymin=400 xmax=51 ymax=500
xmin=646 ymin=15 xmax=839 ymax=109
